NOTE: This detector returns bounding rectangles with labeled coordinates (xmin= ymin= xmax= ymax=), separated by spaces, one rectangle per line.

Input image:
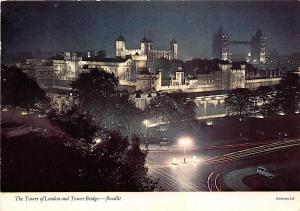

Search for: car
xmin=160 ymin=137 xmax=169 ymax=146
xmin=205 ymin=120 xmax=214 ymax=126
xmin=256 ymin=166 xmax=275 ymax=179
xmin=38 ymin=114 xmax=47 ymax=118
xmin=1 ymin=108 xmax=8 ymax=112
xmin=21 ymin=111 xmax=28 ymax=115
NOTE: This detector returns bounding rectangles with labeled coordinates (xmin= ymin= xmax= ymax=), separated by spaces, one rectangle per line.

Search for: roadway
xmin=146 ymin=138 xmax=300 ymax=191
xmin=1 ymin=107 xmax=70 ymax=138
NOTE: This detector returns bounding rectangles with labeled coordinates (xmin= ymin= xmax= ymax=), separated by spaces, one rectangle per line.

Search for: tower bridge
xmin=230 ymin=41 xmax=251 ymax=45
xmin=213 ymin=27 xmax=266 ymax=64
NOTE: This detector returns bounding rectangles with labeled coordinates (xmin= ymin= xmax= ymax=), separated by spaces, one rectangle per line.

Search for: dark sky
xmin=2 ymin=1 xmax=300 ymax=59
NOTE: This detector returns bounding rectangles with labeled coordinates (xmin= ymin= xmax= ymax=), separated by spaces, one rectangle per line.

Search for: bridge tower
xmin=251 ymin=29 xmax=267 ymax=64
xmin=213 ymin=27 xmax=229 ymax=61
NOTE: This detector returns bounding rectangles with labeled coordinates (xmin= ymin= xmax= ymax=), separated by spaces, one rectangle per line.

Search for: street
xmin=146 ymin=138 xmax=300 ymax=191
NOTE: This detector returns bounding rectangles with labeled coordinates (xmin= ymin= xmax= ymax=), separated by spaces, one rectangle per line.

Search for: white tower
xmin=155 ymin=68 xmax=162 ymax=90
xmin=141 ymin=37 xmax=151 ymax=56
xmin=116 ymin=35 xmax=126 ymax=57
xmin=176 ymin=67 xmax=184 ymax=85
xmin=170 ymin=39 xmax=178 ymax=60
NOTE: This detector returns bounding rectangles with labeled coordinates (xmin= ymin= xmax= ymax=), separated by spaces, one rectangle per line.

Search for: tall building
xmin=212 ymin=27 xmax=229 ymax=61
xmin=251 ymin=29 xmax=267 ymax=64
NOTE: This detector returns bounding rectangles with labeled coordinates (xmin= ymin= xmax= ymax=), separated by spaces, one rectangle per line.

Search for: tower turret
xmin=141 ymin=36 xmax=151 ymax=56
xmin=251 ymin=29 xmax=266 ymax=64
xmin=213 ymin=27 xmax=229 ymax=61
xmin=116 ymin=35 xmax=126 ymax=57
xmin=170 ymin=39 xmax=178 ymax=60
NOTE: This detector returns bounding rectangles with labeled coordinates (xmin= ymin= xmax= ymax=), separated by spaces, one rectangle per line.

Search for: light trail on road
xmin=146 ymin=138 xmax=300 ymax=191
xmin=207 ymin=172 xmax=214 ymax=191
xmin=206 ymin=171 xmax=221 ymax=191
xmin=147 ymin=159 xmax=205 ymax=191
xmin=147 ymin=139 xmax=299 ymax=153
xmin=214 ymin=172 xmax=221 ymax=191
xmin=203 ymin=139 xmax=300 ymax=165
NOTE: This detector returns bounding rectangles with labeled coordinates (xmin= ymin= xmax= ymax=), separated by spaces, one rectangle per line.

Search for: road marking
xmin=147 ymin=159 xmax=205 ymax=191
xmin=146 ymin=139 xmax=300 ymax=191
xmin=207 ymin=172 xmax=214 ymax=191
xmin=215 ymin=172 xmax=221 ymax=191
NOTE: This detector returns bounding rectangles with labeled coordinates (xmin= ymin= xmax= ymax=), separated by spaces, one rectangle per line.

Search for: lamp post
xmin=179 ymin=137 xmax=192 ymax=163
xmin=143 ymin=120 xmax=149 ymax=151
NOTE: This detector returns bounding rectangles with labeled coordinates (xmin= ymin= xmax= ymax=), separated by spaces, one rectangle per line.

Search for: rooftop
xmin=116 ymin=35 xmax=125 ymax=41
xmin=170 ymin=39 xmax=177 ymax=44
xmin=82 ymin=56 xmax=131 ymax=63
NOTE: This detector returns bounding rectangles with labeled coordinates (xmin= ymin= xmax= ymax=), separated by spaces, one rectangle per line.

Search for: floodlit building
xmin=15 ymin=32 xmax=285 ymax=118
xmin=154 ymin=62 xmax=246 ymax=92
xmin=131 ymin=62 xmax=283 ymax=119
xmin=115 ymin=35 xmax=178 ymax=63
xmin=50 ymin=52 xmax=134 ymax=84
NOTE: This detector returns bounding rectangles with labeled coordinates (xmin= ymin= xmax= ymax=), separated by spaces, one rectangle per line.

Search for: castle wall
xmin=194 ymin=95 xmax=227 ymax=118
xmin=245 ymin=78 xmax=281 ymax=89
xmin=115 ymin=37 xmax=177 ymax=61
xmin=136 ymin=73 xmax=157 ymax=92
xmin=131 ymin=91 xmax=227 ymax=119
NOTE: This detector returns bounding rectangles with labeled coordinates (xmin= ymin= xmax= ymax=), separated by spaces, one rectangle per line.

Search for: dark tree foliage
xmin=87 ymin=133 xmax=155 ymax=191
xmin=103 ymin=95 xmax=144 ymax=136
xmin=226 ymin=74 xmax=300 ymax=118
xmin=1 ymin=65 xmax=47 ymax=112
xmin=253 ymin=86 xmax=276 ymax=117
xmin=274 ymin=73 xmax=300 ymax=115
xmin=50 ymin=112 xmax=98 ymax=143
xmin=171 ymin=95 xmax=197 ymax=120
xmin=71 ymin=68 xmax=119 ymax=108
xmin=225 ymin=88 xmax=255 ymax=119
xmin=145 ymin=93 xmax=196 ymax=125
xmin=71 ymin=68 xmax=143 ymax=137
xmin=1 ymin=132 xmax=157 ymax=192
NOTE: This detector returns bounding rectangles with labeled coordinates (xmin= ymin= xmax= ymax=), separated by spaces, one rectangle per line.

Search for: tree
xmin=253 ymin=86 xmax=275 ymax=117
xmin=274 ymin=73 xmax=300 ymax=115
xmin=1 ymin=65 xmax=47 ymax=112
xmin=172 ymin=96 xmax=196 ymax=120
xmin=108 ymin=95 xmax=144 ymax=136
xmin=145 ymin=93 xmax=177 ymax=124
xmin=50 ymin=112 xmax=98 ymax=143
xmin=225 ymin=88 xmax=255 ymax=119
xmin=71 ymin=68 xmax=143 ymax=137
xmin=71 ymin=68 xmax=119 ymax=112
xmin=145 ymin=93 xmax=196 ymax=125
xmin=2 ymin=131 xmax=157 ymax=191
xmin=87 ymin=132 xmax=156 ymax=191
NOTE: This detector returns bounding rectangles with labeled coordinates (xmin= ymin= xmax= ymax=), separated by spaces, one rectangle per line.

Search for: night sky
xmin=2 ymin=1 xmax=300 ymax=59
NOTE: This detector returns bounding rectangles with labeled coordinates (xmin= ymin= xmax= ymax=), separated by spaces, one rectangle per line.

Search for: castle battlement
xmin=115 ymin=35 xmax=178 ymax=62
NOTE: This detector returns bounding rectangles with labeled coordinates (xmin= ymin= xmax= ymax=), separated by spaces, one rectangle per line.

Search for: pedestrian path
xmin=224 ymin=167 xmax=255 ymax=191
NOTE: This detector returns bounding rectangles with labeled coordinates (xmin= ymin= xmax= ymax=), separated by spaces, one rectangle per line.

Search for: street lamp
xmin=143 ymin=119 xmax=149 ymax=151
xmin=94 ymin=138 xmax=101 ymax=144
xmin=179 ymin=137 xmax=192 ymax=163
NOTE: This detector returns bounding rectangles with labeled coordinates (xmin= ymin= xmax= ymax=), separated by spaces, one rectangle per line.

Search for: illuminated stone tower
xmin=213 ymin=27 xmax=229 ymax=61
xmin=170 ymin=39 xmax=178 ymax=60
xmin=141 ymin=36 xmax=151 ymax=56
xmin=116 ymin=35 xmax=126 ymax=57
xmin=251 ymin=29 xmax=267 ymax=64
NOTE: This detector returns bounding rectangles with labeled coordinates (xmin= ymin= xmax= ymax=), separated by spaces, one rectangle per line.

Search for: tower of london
xmin=115 ymin=35 xmax=178 ymax=62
